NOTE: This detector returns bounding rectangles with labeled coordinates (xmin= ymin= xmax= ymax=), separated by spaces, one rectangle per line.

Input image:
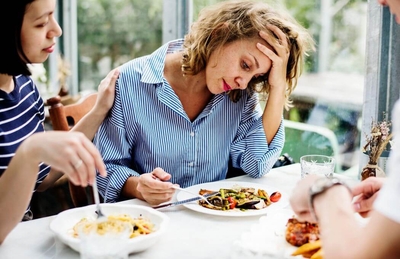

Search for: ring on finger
xmin=73 ymin=159 xmax=83 ymax=170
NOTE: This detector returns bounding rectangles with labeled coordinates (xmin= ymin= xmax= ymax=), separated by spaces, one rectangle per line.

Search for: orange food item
xmin=285 ymin=218 xmax=320 ymax=247
xmin=270 ymin=191 xmax=281 ymax=202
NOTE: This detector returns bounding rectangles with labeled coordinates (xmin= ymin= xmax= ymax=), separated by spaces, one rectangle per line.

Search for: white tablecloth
xmin=0 ymin=164 xmax=359 ymax=259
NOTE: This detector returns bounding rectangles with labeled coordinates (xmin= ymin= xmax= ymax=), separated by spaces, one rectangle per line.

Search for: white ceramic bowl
xmin=50 ymin=204 xmax=169 ymax=255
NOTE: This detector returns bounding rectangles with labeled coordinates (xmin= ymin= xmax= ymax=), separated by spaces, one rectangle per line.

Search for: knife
xmin=152 ymin=191 xmax=219 ymax=210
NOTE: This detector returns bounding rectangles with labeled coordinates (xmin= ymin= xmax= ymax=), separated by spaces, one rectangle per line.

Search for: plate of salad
xmin=176 ymin=181 xmax=288 ymax=217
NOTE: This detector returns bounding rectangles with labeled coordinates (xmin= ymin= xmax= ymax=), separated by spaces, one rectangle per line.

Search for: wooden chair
xmin=47 ymin=93 xmax=97 ymax=207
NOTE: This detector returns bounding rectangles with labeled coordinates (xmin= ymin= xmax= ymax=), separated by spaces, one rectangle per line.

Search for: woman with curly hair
xmin=94 ymin=0 xmax=314 ymax=205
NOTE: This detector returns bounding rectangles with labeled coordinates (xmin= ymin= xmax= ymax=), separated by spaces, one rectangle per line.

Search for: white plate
xmin=230 ymin=209 xmax=299 ymax=259
xmin=176 ymin=181 xmax=289 ymax=217
xmin=231 ymin=209 xmax=369 ymax=259
xmin=50 ymin=204 xmax=169 ymax=255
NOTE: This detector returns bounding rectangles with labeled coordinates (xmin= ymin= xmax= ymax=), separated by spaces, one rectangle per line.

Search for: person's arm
xmin=313 ymin=184 xmax=400 ymax=259
xmin=37 ymin=69 xmax=119 ymax=191
xmin=0 ymin=142 xmax=40 ymax=244
xmin=230 ymin=92 xmax=284 ymax=178
xmin=290 ymin=175 xmax=400 ymax=259
xmin=72 ymin=69 xmax=119 ymax=140
xmin=0 ymin=131 xmax=106 ymax=244
xmin=256 ymin=26 xmax=289 ymax=143
xmin=230 ymin=25 xmax=289 ymax=177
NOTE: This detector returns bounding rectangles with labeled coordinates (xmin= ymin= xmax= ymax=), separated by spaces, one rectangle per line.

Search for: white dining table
xmin=0 ymin=164 xmax=359 ymax=259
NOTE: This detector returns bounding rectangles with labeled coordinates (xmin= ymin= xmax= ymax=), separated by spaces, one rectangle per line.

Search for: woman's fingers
xmin=258 ymin=26 xmax=289 ymax=60
xmin=69 ymin=157 xmax=86 ymax=186
xmin=99 ymin=68 xmax=119 ymax=91
xmin=80 ymin=137 xmax=106 ymax=178
xmin=267 ymin=24 xmax=289 ymax=48
xmin=353 ymin=192 xmax=378 ymax=215
xmin=152 ymin=167 xmax=172 ymax=181
xmin=137 ymin=172 xmax=175 ymax=205
xmin=56 ymin=132 xmax=106 ymax=186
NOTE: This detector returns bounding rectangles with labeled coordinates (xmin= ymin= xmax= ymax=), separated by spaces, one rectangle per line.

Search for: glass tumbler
xmin=300 ymin=155 xmax=335 ymax=179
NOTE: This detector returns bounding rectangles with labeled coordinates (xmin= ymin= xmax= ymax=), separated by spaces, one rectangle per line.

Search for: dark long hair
xmin=0 ymin=0 xmax=36 ymax=76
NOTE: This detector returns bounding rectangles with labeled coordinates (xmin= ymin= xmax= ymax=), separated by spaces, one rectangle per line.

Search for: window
xmin=54 ymin=0 xmax=399 ymax=178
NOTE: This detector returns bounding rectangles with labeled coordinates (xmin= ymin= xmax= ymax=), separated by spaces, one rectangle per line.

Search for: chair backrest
xmin=47 ymin=93 xmax=97 ymax=131
xmin=283 ymin=119 xmax=342 ymax=173
xmin=47 ymin=93 xmax=98 ymax=207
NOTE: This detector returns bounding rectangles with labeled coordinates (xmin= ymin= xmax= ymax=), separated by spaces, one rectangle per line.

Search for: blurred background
xmin=43 ymin=0 xmax=367 ymax=170
xmin=33 ymin=0 xmax=400 ymax=217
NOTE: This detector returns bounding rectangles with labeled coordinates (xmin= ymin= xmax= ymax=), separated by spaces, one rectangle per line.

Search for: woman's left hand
xmin=256 ymin=25 xmax=290 ymax=91
xmin=93 ymin=68 xmax=120 ymax=116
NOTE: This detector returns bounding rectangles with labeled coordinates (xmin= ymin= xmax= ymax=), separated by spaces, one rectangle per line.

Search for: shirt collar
xmin=141 ymin=39 xmax=184 ymax=84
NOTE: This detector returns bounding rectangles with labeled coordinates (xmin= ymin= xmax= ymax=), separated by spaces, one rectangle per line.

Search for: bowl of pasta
xmin=50 ymin=204 xmax=169 ymax=255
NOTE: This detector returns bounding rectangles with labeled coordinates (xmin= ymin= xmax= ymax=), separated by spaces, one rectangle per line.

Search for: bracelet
xmin=309 ymin=177 xmax=352 ymax=222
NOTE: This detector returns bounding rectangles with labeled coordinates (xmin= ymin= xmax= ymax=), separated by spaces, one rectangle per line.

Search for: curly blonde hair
xmin=182 ymin=0 xmax=314 ymax=108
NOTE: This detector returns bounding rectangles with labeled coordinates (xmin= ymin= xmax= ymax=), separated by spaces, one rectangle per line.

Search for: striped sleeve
xmin=94 ymin=79 xmax=139 ymax=203
xmin=230 ymin=93 xmax=284 ymax=178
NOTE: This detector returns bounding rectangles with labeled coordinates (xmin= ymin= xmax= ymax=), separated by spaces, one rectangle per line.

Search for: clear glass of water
xmin=77 ymin=220 xmax=131 ymax=259
xmin=300 ymin=155 xmax=335 ymax=179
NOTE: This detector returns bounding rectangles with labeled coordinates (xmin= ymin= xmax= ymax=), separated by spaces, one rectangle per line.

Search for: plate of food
xmin=176 ymin=181 xmax=288 ymax=217
xmin=230 ymin=209 xmax=321 ymax=259
xmin=50 ymin=204 xmax=169 ymax=255
xmin=232 ymin=208 xmax=368 ymax=258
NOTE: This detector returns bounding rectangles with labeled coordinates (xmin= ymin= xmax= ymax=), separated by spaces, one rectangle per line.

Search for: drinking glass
xmin=300 ymin=155 xmax=335 ymax=179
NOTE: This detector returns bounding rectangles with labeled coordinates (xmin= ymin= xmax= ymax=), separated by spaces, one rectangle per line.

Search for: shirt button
xmin=189 ymin=162 xmax=194 ymax=167
xmin=190 ymin=132 xmax=195 ymax=137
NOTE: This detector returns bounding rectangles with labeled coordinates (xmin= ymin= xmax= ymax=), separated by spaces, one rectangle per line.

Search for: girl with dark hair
xmin=0 ymin=0 xmax=117 ymax=243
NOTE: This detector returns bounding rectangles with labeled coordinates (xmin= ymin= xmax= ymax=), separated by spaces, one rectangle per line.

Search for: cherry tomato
xmin=270 ymin=191 xmax=281 ymax=202
xmin=227 ymin=196 xmax=237 ymax=209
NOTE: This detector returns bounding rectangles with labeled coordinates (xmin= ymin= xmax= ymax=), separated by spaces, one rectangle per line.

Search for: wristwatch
xmin=309 ymin=177 xmax=352 ymax=221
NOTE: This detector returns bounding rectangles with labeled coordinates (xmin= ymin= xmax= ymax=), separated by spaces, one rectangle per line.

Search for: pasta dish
xmin=72 ymin=214 xmax=154 ymax=239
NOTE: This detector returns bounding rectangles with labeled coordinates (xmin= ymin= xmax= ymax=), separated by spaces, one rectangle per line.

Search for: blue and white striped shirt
xmin=0 ymin=75 xmax=50 ymax=191
xmin=94 ymin=40 xmax=284 ymax=203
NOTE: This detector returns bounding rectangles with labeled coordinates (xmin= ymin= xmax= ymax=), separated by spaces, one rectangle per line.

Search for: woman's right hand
xmin=136 ymin=167 xmax=176 ymax=205
xmin=20 ymin=131 xmax=106 ymax=186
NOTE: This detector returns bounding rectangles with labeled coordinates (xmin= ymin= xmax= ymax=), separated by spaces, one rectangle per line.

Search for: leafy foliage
xmin=77 ymin=0 xmax=162 ymax=87
xmin=76 ymin=0 xmax=367 ymax=89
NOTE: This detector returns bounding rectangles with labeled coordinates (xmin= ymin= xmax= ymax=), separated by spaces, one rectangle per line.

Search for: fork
xmin=172 ymin=186 xmax=216 ymax=207
xmin=92 ymin=177 xmax=106 ymax=220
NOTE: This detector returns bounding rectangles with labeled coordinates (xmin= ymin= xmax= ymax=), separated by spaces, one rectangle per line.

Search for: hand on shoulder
xmin=93 ymin=68 xmax=120 ymax=116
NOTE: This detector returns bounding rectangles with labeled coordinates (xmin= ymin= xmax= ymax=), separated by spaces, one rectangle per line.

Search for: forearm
xmin=232 ymin=117 xmax=283 ymax=178
xmin=71 ymin=109 xmax=107 ymax=140
xmin=261 ymin=89 xmax=285 ymax=143
xmin=313 ymin=186 xmax=367 ymax=259
xmin=0 ymin=144 xmax=39 ymax=244
xmin=315 ymin=185 xmax=400 ymax=258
